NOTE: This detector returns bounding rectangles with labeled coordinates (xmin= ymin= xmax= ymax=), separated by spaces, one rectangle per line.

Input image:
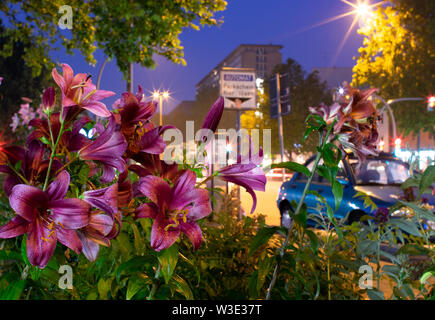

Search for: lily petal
xmin=56 ymin=228 xmax=82 ymax=254
xmin=27 ymin=219 xmax=57 ymax=268
xmin=46 ymin=170 xmax=70 ymax=201
xmin=180 ymin=221 xmax=203 ymax=250
xmin=0 ymin=216 xmax=29 ymax=239
xmin=9 ymin=185 xmax=47 ymax=222
xmin=150 ymin=215 xmax=180 ymax=251
xmin=49 ymin=198 xmax=90 ymax=229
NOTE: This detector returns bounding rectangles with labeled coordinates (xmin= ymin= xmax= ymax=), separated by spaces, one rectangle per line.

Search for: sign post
xmin=269 ymin=73 xmax=290 ymax=181
xmin=220 ymin=68 xmax=257 ymax=217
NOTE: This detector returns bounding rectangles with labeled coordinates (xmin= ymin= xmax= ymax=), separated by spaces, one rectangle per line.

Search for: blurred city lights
xmin=378 ymin=139 xmax=385 ymax=151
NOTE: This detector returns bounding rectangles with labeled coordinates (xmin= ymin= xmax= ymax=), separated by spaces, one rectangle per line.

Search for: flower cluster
xmin=0 ymin=64 xmax=267 ymax=268
xmin=10 ymin=98 xmax=45 ymax=132
xmin=309 ymin=84 xmax=380 ymax=167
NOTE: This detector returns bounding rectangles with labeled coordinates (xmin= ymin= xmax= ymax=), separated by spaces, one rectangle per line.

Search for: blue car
xmin=277 ymin=153 xmax=435 ymax=229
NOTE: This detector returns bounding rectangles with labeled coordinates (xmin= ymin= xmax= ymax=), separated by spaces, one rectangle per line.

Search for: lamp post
xmin=152 ymin=90 xmax=170 ymax=126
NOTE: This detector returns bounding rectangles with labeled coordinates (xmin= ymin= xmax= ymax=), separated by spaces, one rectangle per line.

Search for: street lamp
xmin=152 ymin=90 xmax=170 ymax=126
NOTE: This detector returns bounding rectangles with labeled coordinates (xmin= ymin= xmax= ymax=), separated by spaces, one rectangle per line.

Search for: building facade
xmin=196 ymin=44 xmax=283 ymax=96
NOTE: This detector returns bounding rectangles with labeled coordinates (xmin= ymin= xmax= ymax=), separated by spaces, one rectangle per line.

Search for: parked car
xmin=277 ymin=152 xmax=435 ymax=230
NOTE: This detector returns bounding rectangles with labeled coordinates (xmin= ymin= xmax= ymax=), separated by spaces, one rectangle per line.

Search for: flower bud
xmin=42 ymin=87 xmax=56 ymax=113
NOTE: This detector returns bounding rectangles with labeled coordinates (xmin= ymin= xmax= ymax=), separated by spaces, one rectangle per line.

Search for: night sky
xmin=53 ymin=0 xmax=364 ymax=113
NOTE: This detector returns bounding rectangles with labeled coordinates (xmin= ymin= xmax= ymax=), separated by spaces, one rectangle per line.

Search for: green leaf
xmin=97 ymin=278 xmax=112 ymax=300
xmin=321 ymin=143 xmax=341 ymax=168
xmin=0 ymin=279 xmax=26 ymax=300
xmin=257 ymin=256 xmax=274 ymax=294
xmin=39 ymin=136 xmax=51 ymax=146
xmin=418 ymin=165 xmax=435 ymax=198
xmin=169 ymin=275 xmax=193 ymax=300
xmin=126 ymin=275 xmax=151 ymax=300
xmin=398 ymin=201 xmax=435 ymax=222
xmin=14 ymin=160 xmax=22 ymax=172
xmin=0 ymin=250 xmax=22 ymax=261
xmin=248 ymin=226 xmax=280 ymax=257
xmin=353 ymin=191 xmax=378 ymax=212
xmin=367 ymin=289 xmax=385 ymax=300
xmin=358 ymin=239 xmax=378 ymax=256
xmin=129 ymin=222 xmax=145 ymax=255
xmin=325 ymin=204 xmax=343 ymax=239
xmin=397 ymin=243 xmax=431 ymax=256
xmin=157 ymin=245 xmax=179 ymax=284
xmin=307 ymin=190 xmax=327 ymax=204
xmin=294 ymin=203 xmax=307 ymax=229
xmin=116 ymin=255 xmax=157 ymax=282
xmin=77 ymin=164 xmax=90 ymax=186
xmin=305 ymin=229 xmax=319 ymax=253
xmin=388 ymin=218 xmax=422 ymax=237
xmin=271 ymin=161 xmax=310 ymax=177
xmin=178 ymin=252 xmax=200 ymax=286
xmin=420 ymin=271 xmax=434 ymax=286
xmin=332 ymin=180 xmax=343 ymax=211
xmin=248 ymin=270 xmax=259 ymax=298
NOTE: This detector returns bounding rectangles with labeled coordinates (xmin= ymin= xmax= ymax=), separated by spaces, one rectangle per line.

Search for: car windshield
xmin=350 ymin=158 xmax=410 ymax=185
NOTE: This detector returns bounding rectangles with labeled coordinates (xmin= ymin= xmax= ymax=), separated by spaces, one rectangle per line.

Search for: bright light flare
xmin=356 ymin=2 xmax=370 ymax=17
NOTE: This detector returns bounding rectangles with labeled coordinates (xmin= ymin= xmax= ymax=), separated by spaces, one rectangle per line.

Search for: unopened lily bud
xmin=42 ymin=87 xmax=56 ymax=113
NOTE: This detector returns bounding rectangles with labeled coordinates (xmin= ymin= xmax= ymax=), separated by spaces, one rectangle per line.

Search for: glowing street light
xmin=428 ymin=95 xmax=435 ymax=112
xmin=152 ymin=90 xmax=170 ymax=126
xmin=355 ymin=2 xmax=370 ymax=17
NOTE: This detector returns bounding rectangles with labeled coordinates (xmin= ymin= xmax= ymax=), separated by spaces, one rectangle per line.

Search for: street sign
xmin=269 ymin=73 xmax=291 ymax=118
xmin=220 ymin=68 xmax=257 ymax=110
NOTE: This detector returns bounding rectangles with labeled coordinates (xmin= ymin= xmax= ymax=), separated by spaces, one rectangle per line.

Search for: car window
xmin=350 ymin=158 xmax=410 ymax=185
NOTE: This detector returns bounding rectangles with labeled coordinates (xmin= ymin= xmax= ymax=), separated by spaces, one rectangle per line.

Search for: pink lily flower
xmin=217 ymin=143 xmax=266 ymax=214
xmin=136 ymin=170 xmax=211 ymax=251
xmin=52 ymin=63 xmax=114 ymax=117
xmin=79 ymin=115 xmax=128 ymax=183
xmin=77 ymin=212 xmax=117 ymax=262
xmin=0 ymin=171 xmax=90 ymax=268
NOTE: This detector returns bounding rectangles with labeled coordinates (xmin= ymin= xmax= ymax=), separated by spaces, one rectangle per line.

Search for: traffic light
xmin=428 ymin=96 xmax=435 ymax=111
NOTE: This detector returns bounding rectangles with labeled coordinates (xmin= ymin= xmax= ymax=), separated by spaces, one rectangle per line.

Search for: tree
xmin=0 ymin=25 xmax=53 ymax=135
xmin=0 ymin=0 xmax=227 ymax=81
xmin=352 ymin=0 xmax=435 ymax=136
xmin=242 ymin=58 xmax=332 ymax=158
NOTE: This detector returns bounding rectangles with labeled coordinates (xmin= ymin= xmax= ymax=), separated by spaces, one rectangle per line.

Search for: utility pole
xmin=276 ymin=73 xmax=285 ymax=182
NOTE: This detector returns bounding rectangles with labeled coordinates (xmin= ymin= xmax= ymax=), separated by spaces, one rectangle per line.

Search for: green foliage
xmin=0 ymin=0 xmax=227 ymax=79
xmin=271 ymin=161 xmax=310 ymax=177
xmin=352 ymin=0 xmax=435 ymax=136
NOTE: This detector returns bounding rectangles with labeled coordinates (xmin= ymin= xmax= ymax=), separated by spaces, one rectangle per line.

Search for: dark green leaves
xmin=249 ymin=226 xmax=280 ymax=258
xmin=418 ymin=165 xmax=435 ymax=198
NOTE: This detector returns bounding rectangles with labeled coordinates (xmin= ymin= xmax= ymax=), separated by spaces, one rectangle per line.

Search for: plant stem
xmin=53 ymin=157 xmax=77 ymax=177
xmin=266 ymin=150 xmax=323 ymax=300
xmin=196 ymin=172 xmax=218 ymax=188
xmin=6 ymin=160 xmax=30 ymax=185
xmin=376 ymin=227 xmax=381 ymax=290
xmin=147 ymin=264 xmax=161 ymax=300
xmin=327 ymin=258 xmax=331 ymax=300
xmin=42 ymin=113 xmax=65 ymax=191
